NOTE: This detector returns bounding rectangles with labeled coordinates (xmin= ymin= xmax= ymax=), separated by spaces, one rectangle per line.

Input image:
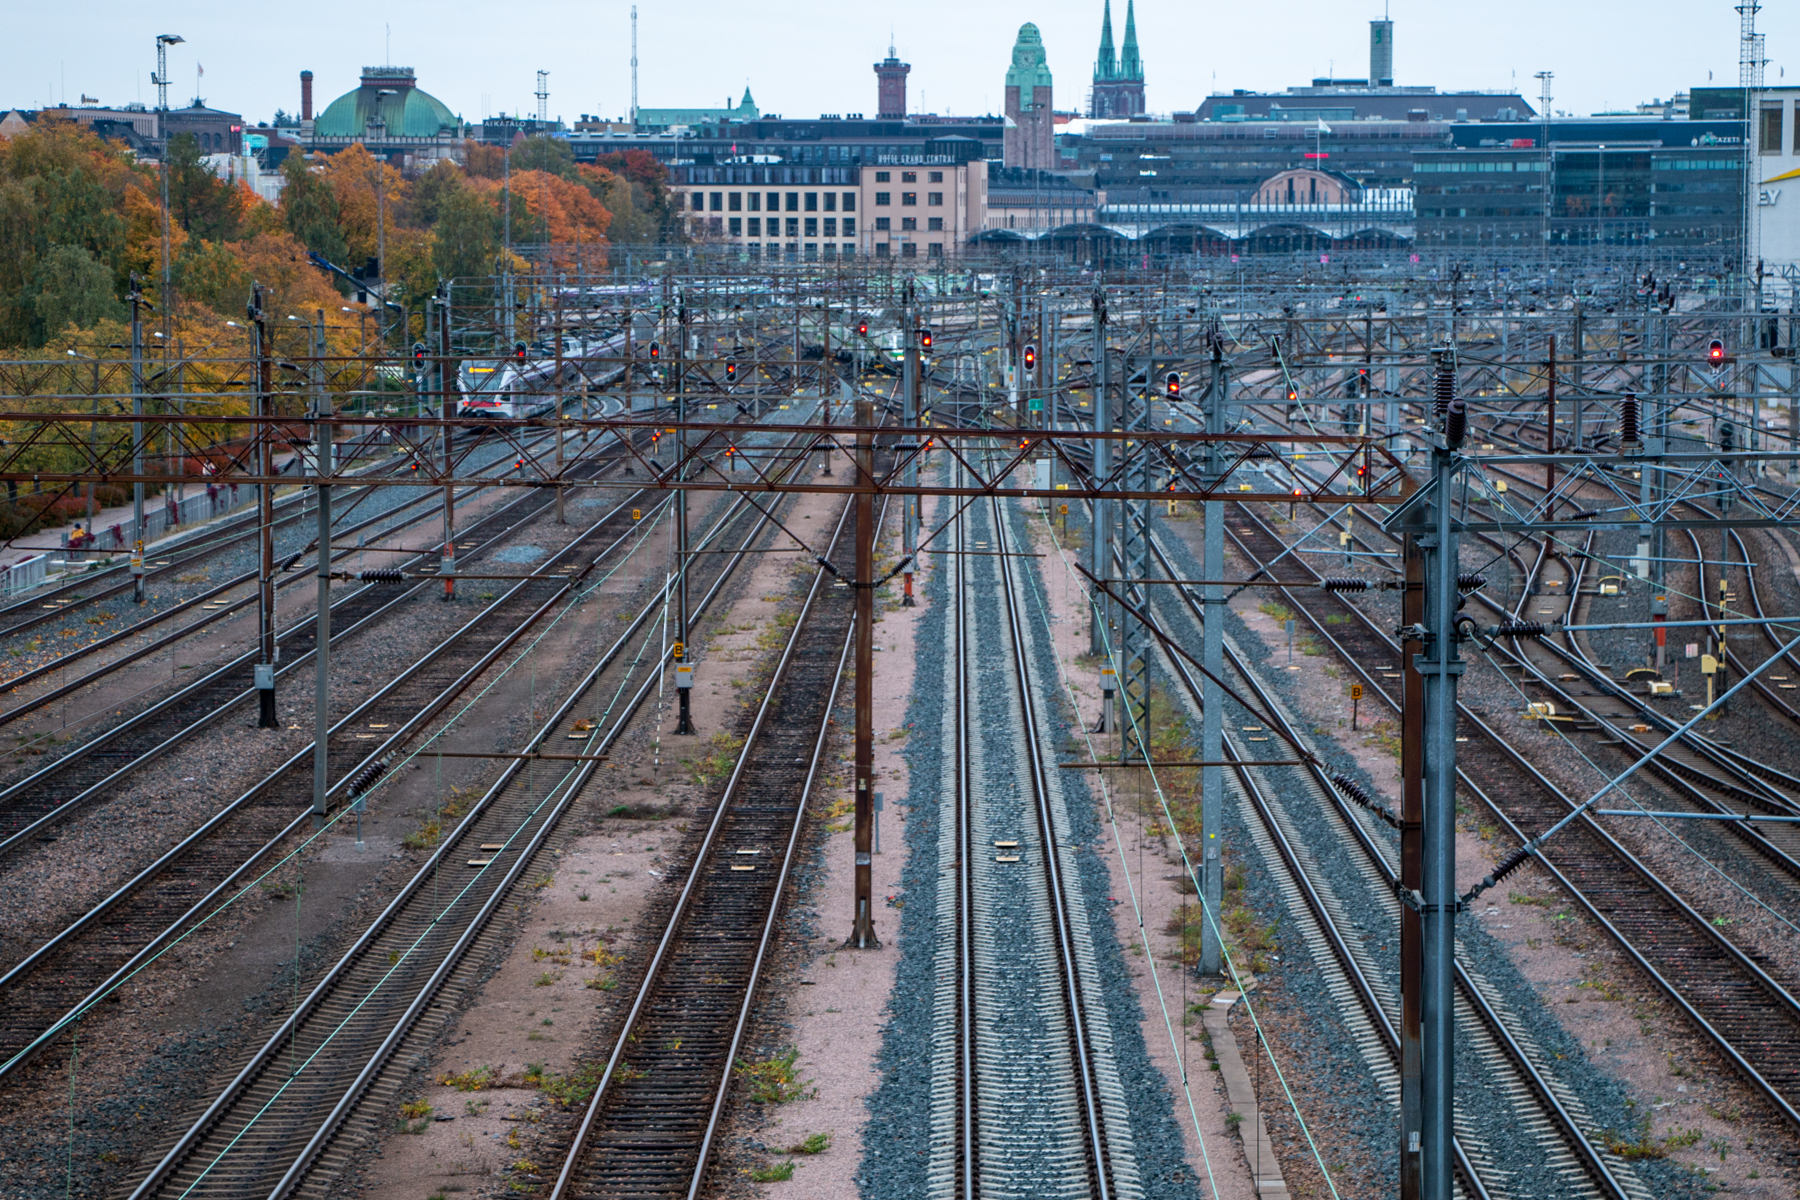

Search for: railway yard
xmin=3 ymin=251 xmax=1800 ymax=1200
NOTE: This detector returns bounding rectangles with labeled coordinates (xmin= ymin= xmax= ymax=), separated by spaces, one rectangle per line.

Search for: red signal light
xmin=857 ymin=320 xmax=869 ymax=336
xmin=918 ymin=329 xmax=932 ymax=352
xmin=1165 ymin=370 xmax=1180 ymax=398
xmin=1023 ymin=344 xmax=1037 ymax=373
xmin=1708 ymin=339 xmax=1725 ymax=364
xmin=1287 ymin=387 xmax=1299 ymax=403
xmin=514 ymin=342 xmax=527 ymax=362
xmin=648 ymin=341 xmax=661 ymax=362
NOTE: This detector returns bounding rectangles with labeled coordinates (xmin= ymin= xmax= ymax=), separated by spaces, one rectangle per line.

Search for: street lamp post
xmin=154 ymin=35 xmax=184 ymax=353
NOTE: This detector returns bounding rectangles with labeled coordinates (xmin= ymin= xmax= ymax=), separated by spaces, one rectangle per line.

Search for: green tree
xmin=279 ymin=153 xmax=349 ymax=267
xmin=166 ymin=133 xmax=241 ymax=242
xmin=430 ymin=186 xmax=498 ymax=283
xmin=173 ymin=238 xmax=248 ymax=315
xmin=510 ymin=135 xmax=575 ymax=181
xmin=407 ymin=160 xmax=466 ymax=228
xmin=30 ymin=244 xmax=120 ymax=338
xmin=591 ymin=150 xmax=682 ymax=243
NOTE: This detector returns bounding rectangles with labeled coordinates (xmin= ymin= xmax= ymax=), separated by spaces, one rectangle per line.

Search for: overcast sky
xmin=12 ymin=1 xmax=1799 ymax=127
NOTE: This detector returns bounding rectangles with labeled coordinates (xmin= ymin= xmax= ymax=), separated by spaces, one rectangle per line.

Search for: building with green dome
xmin=305 ymin=66 xmax=463 ymax=165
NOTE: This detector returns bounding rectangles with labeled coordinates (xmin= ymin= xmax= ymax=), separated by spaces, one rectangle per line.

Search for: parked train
xmin=457 ymin=330 xmax=635 ymax=423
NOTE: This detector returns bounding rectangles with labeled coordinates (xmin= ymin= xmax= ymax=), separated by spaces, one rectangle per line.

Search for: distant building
xmin=1750 ymin=86 xmax=1800 ymax=274
xmin=567 ymin=114 xmax=1004 ymax=174
xmin=635 ymin=89 xmax=758 ymax=134
xmin=474 ymin=115 xmax=564 ymax=145
xmin=1004 ymin=23 xmax=1056 ymax=170
xmin=671 ymin=155 xmax=988 ymax=261
xmin=1089 ymin=0 xmax=1145 ymax=121
xmin=983 ymin=167 xmax=1102 ymax=234
xmin=1195 ymin=86 xmax=1532 ymax=125
xmin=874 ymin=45 xmax=911 ymax=120
xmin=305 ymin=66 xmax=462 ymax=166
xmin=1411 ymin=115 xmax=1744 ymax=249
xmin=160 ymin=99 xmax=245 ymax=156
xmin=1250 ymin=167 xmax=1361 ymax=206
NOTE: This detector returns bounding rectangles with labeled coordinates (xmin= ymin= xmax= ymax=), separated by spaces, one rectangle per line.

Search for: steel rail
xmin=989 ymin=487 xmax=1115 ymax=1199
xmin=1218 ymin=498 xmax=1800 ymax=1131
xmin=0 ymin=483 xmax=671 ymax=1080
xmin=547 ymin=492 xmax=860 ymax=1200
xmin=0 ymin=413 xmax=674 ymax=859
xmin=1141 ymin=527 xmax=1626 ymax=1200
xmin=126 ymin=417 xmax=817 ymax=1200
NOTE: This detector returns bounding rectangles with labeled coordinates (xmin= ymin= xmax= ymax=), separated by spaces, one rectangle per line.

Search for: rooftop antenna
xmin=385 ymin=22 xmax=390 ymax=66
xmin=536 ymin=70 xmax=550 ymax=122
xmin=630 ymin=5 xmax=638 ymax=128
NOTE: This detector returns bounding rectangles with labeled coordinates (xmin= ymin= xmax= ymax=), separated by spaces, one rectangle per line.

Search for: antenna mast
xmin=631 ymin=6 xmax=639 ymax=128
xmin=536 ymin=70 xmax=549 ymax=123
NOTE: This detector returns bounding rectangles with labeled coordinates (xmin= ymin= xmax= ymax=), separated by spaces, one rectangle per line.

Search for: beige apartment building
xmin=679 ymin=158 xmax=987 ymax=261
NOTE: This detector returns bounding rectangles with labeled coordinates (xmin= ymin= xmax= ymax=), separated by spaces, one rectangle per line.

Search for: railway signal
xmin=412 ymin=342 xmax=426 ymax=370
xmin=1707 ymin=338 xmax=1727 ymax=368
xmin=1165 ymin=370 xmax=1180 ymax=398
xmin=648 ymin=340 xmax=661 ymax=363
xmin=725 ymin=358 xmax=739 ymax=383
xmin=513 ymin=342 xmax=527 ymax=362
xmin=918 ymin=328 xmax=933 ymax=353
xmin=856 ymin=319 xmax=869 ymax=336
xmin=1023 ymin=344 xmax=1038 ymax=376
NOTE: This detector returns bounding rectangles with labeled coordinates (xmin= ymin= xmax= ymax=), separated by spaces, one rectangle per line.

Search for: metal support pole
xmin=252 ymin=285 xmax=278 ymax=729
xmin=850 ymin=396 xmax=879 ymax=948
xmin=1419 ymin=353 xmax=1465 ymax=1200
xmin=1545 ymin=335 xmax=1557 ymax=518
xmin=129 ymin=281 xmax=147 ymax=604
xmin=675 ymin=303 xmax=692 ymax=736
xmin=1091 ymin=290 xmax=1111 ymax=658
xmin=555 ymin=280 xmax=566 ymax=524
xmin=902 ymin=304 xmax=920 ymax=607
xmin=312 ymin=316 xmax=333 ymax=830
xmin=1199 ymin=338 xmax=1227 ymax=976
xmin=439 ymin=294 xmax=456 ymax=600
xmin=1398 ymin=529 xmax=1425 ymax=1200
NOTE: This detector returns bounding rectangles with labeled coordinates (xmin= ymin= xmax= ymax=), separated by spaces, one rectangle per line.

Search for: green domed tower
xmin=307 ymin=67 xmax=461 ymax=163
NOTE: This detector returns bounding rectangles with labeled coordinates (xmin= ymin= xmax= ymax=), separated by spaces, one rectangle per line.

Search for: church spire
xmin=1120 ymin=0 xmax=1142 ymax=81
xmin=1094 ymin=0 xmax=1118 ymax=83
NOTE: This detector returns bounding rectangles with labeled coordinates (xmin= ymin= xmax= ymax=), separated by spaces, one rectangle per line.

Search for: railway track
xmin=0 ymin=408 xmax=825 ymax=1087
xmin=1213 ymin=498 xmax=1800 ymax=1131
xmin=932 ymin=480 xmax=1141 ymax=1198
xmin=0 ymin=416 xmax=552 ymax=646
xmin=0 ymin=414 xmax=663 ymax=861
xmin=1135 ymin=525 xmax=1640 ymax=1200
xmin=117 ymin=423 xmax=817 ymax=1200
xmin=1247 ymin=407 xmax=1800 ymax=877
xmin=546 ymin=497 xmax=869 ymax=1198
xmin=0 ymin=404 xmax=638 ymax=731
